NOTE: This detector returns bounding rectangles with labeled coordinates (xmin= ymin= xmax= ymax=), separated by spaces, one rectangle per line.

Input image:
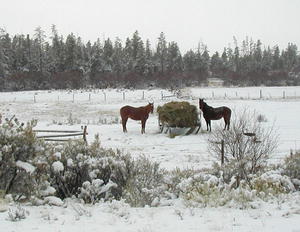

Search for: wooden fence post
xmin=221 ymin=140 xmax=224 ymax=165
xmin=83 ymin=126 xmax=87 ymax=144
xmin=260 ymin=89 xmax=262 ymax=99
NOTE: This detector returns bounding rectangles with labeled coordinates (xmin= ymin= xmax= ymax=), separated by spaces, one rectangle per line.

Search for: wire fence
xmin=1 ymin=87 xmax=300 ymax=104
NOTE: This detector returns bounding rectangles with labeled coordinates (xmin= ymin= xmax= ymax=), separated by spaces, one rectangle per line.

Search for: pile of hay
xmin=157 ymin=101 xmax=199 ymax=128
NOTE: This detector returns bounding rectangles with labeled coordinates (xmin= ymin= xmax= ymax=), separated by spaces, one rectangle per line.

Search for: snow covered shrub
xmin=0 ymin=118 xmax=49 ymax=200
xmin=7 ymin=205 xmax=29 ymax=221
xmin=123 ymin=155 xmax=166 ymax=207
xmin=177 ymin=171 xmax=259 ymax=208
xmin=282 ymin=152 xmax=300 ymax=190
xmin=250 ymin=170 xmax=295 ymax=197
xmin=178 ymin=172 xmax=225 ymax=207
xmin=207 ymin=109 xmax=278 ymax=186
xmin=79 ymin=179 xmax=117 ymax=204
xmin=47 ymin=135 xmax=133 ymax=202
xmin=165 ymin=168 xmax=199 ymax=198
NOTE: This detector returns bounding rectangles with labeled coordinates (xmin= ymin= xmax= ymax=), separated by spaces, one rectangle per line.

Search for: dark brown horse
xmin=120 ymin=102 xmax=154 ymax=134
xmin=199 ymin=99 xmax=231 ymax=131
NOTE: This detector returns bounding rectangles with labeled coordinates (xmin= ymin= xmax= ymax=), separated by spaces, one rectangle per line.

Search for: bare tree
xmin=207 ymin=109 xmax=278 ymax=185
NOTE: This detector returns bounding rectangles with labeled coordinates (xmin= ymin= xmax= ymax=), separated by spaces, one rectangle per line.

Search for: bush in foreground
xmin=0 ymin=118 xmax=48 ymax=200
xmin=281 ymin=152 xmax=300 ymax=190
xmin=207 ymin=109 xmax=278 ymax=186
xmin=1 ymin=117 xmax=299 ymax=208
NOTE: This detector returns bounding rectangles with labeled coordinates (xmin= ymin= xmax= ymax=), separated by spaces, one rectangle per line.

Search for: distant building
xmin=207 ymin=78 xmax=224 ymax=87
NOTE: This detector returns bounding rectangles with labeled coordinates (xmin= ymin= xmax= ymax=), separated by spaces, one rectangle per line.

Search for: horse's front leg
xmin=205 ymin=119 xmax=209 ymax=131
xmin=141 ymin=119 xmax=146 ymax=134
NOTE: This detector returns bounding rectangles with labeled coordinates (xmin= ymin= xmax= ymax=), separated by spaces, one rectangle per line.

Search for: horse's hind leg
xmin=122 ymin=117 xmax=128 ymax=133
xmin=223 ymin=118 xmax=227 ymax=130
xmin=224 ymin=117 xmax=230 ymax=130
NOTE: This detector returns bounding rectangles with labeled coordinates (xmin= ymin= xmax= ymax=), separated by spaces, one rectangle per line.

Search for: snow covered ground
xmin=1 ymin=86 xmax=300 ymax=231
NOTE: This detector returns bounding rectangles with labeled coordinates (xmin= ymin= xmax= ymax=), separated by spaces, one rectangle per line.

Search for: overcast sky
xmin=1 ymin=0 xmax=299 ymax=53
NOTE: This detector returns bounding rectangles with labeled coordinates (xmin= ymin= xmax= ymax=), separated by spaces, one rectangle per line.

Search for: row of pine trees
xmin=0 ymin=25 xmax=299 ymax=91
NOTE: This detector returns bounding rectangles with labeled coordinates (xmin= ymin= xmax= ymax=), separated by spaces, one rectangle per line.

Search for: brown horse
xmin=120 ymin=102 xmax=154 ymax=134
xmin=199 ymin=99 xmax=231 ymax=131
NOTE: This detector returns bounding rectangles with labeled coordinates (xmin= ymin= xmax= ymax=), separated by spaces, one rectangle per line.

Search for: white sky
xmin=1 ymin=0 xmax=300 ymax=53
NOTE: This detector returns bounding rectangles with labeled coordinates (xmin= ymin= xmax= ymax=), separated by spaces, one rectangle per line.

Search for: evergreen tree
xmin=210 ymin=51 xmax=223 ymax=77
xmin=283 ymin=43 xmax=298 ymax=71
xmin=144 ymin=39 xmax=154 ymax=75
xmin=183 ymin=50 xmax=196 ymax=71
xmin=201 ymin=48 xmax=210 ymax=75
xmin=166 ymin=41 xmax=183 ymax=72
xmin=49 ymin=24 xmax=63 ymax=72
xmin=156 ymin=32 xmax=167 ymax=73
xmin=262 ymin=47 xmax=272 ymax=73
xmin=124 ymin=37 xmax=133 ymax=71
xmin=272 ymin=45 xmax=282 ymax=70
xmin=90 ymin=39 xmax=103 ymax=78
xmin=112 ymin=37 xmax=124 ymax=73
xmin=64 ymin=33 xmax=77 ymax=70
xmin=102 ymin=38 xmax=114 ymax=72
xmin=33 ymin=26 xmax=46 ymax=72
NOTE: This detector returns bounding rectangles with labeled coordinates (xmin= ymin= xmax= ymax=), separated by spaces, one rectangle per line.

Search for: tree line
xmin=0 ymin=25 xmax=299 ymax=91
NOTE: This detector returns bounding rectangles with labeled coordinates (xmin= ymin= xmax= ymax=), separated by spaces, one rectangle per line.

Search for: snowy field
xmin=1 ymin=86 xmax=300 ymax=231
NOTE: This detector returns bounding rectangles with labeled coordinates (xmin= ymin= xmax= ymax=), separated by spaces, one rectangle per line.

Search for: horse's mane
xmin=203 ymin=102 xmax=214 ymax=111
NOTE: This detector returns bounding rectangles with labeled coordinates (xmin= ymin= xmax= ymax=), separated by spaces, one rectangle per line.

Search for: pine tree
xmin=272 ymin=45 xmax=282 ymax=71
xmin=166 ymin=41 xmax=183 ymax=72
xmin=112 ymin=37 xmax=124 ymax=73
xmin=283 ymin=43 xmax=298 ymax=71
xmin=156 ymin=32 xmax=167 ymax=73
xmin=90 ymin=39 xmax=103 ymax=78
xmin=144 ymin=39 xmax=154 ymax=75
xmin=64 ymin=33 xmax=77 ymax=70
xmin=210 ymin=51 xmax=223 ymax=77
xmin=183 ymin=50 xmax=196 ymax=71
xmin=33 ymin=26 xmax=46 ymax=72
xmin=102 ymin=38 xmax=114 ymax=72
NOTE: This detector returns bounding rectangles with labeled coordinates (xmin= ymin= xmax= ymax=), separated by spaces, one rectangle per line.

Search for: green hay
xmin=157 ymin=101 xmax=199 ymax=128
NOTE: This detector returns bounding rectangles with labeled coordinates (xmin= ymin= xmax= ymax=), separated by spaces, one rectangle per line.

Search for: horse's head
xmin=199 ymin=98 xmax=204 ymax=110
xmin=148 ymin=102 xmax=154 ymax=114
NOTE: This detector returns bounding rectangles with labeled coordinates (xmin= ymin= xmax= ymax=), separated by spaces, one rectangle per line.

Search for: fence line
xmin=34 ymin=126 xmax=88 ymax=143
xmin=1 ymin=88 xmax=300 ymax=104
